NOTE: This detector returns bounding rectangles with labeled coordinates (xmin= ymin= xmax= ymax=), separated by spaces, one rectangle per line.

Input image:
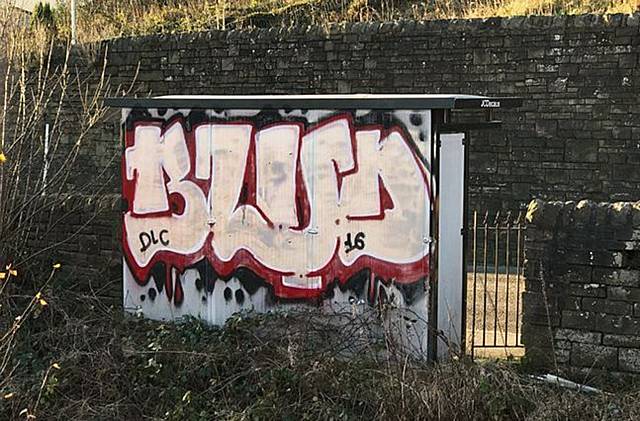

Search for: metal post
xmin=471 ymin=211 xmax=478 ymax=358
xmin=42 ymin=119 xmax=49 ymax=195
xmin=71 ymin=0 xmax=77 ymax=45
xmin=516 ymin=212 xmax=523 ymax=346
xmin=493 ymin=212 xmax=500 ymax=346
xmin=482 ymin=211 xmax=488 ymax=347
xmin=505 ymin=213 xmax=511 ymax=346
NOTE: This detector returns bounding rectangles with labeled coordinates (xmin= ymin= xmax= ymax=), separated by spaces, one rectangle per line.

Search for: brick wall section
xmin=523 ymin=199 xmax=640 ymax=377
xmin=78 ymin=13 xmax=640 ymax=214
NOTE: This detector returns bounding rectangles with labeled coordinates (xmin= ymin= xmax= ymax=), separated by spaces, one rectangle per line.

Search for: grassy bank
xmin=37 ymin=0 xmax=640 ymax=43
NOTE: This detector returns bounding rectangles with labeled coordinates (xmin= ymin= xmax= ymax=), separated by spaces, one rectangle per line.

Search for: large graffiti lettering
xmin=123 ymin=113 xmax=431 ymax=304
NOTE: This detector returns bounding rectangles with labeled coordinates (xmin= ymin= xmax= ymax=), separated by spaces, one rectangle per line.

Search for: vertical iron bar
xmin=516 ymin=212 xmax=523 ymax=347
xmin=482 ymin=211 xmax=488 ymax=347
xmin=493 ymin=212 xmax=500 ymax=346
xmin=471 ymin=211 xmax=478 ymax=358
xmin=505 ymin=213 xmax=511 ymax=347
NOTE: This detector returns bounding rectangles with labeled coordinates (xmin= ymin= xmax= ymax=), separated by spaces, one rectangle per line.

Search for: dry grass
xmin=45 ymin=0 xmax=640 ymax=43
xmin=464 ymin=0 xmax=639 ymax=18
xmin=1 ymin=278 xmax=640 ymax=420
xmin=466 ymin=272 xmax=525 ymax=358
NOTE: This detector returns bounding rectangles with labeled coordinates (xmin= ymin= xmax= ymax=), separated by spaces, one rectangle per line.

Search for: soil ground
xmin=466 ymin=272 xmax=525 ymax=359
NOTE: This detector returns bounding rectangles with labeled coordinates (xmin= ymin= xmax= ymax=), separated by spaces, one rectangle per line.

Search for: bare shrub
xmin=1 ymin=300 xmax=639 ymax=419
xmin=0 ymin=5 xmax=121 ymax=414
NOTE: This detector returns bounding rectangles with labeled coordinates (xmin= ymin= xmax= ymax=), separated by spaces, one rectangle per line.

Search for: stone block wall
xmin=26 ymin=194 xmax=121 ymax=287
xmin=60 ymin=13 xmax=640 ymax=214
xmin=523 ymin=199 xmax=640 ymax=377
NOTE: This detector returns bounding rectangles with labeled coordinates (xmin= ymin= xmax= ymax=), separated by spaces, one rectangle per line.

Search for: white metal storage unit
xmin=105 ymin=94 xmax=522 ymax=359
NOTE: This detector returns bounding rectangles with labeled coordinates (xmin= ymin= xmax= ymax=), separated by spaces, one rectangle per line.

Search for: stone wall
xmin=77 ymin=13 xmax=640 ymax=214
xmin=26 ymin=194 xmax=121 ymax=286
xmin=523 ymin=199 xmax=640 ymax=378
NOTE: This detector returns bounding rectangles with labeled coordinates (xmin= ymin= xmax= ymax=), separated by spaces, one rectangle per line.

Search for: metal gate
xmin=467 ymin=210 xmax=525 ymax=359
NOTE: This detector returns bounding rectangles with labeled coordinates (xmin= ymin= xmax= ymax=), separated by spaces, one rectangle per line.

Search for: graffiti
xmin=343 ymin=232 xmax=366 ymax=254
xmin=123 ymin=112 xmax=431 ymax=305
xmin=139 ymin=229 xmax=169 ymax=252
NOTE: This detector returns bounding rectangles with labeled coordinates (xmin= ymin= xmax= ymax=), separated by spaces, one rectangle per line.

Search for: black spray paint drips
xmin=146 ymin=261 xmax=184 ymax=306
xmin=136 ymin=259 xmax=424 ymax=307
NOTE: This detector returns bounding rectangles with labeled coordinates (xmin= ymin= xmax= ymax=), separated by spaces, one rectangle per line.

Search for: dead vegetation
xmin=32 ymin=0 xmax=640 ymax=43
xmin=0 ymin=3 xmax=114 ymax=269
xmin=1 ymin=281 xmax=640 ymax=420
xmin=0 ymin=5 xmax=125 ymax=418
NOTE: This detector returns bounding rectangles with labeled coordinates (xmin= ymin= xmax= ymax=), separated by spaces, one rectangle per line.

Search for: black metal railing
xmin=467 ymin=210 xmax=525 ymax=359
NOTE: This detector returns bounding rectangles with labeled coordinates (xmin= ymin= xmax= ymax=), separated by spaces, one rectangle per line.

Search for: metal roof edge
xmin=104 ymin=95 xmax=523 ymax=110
